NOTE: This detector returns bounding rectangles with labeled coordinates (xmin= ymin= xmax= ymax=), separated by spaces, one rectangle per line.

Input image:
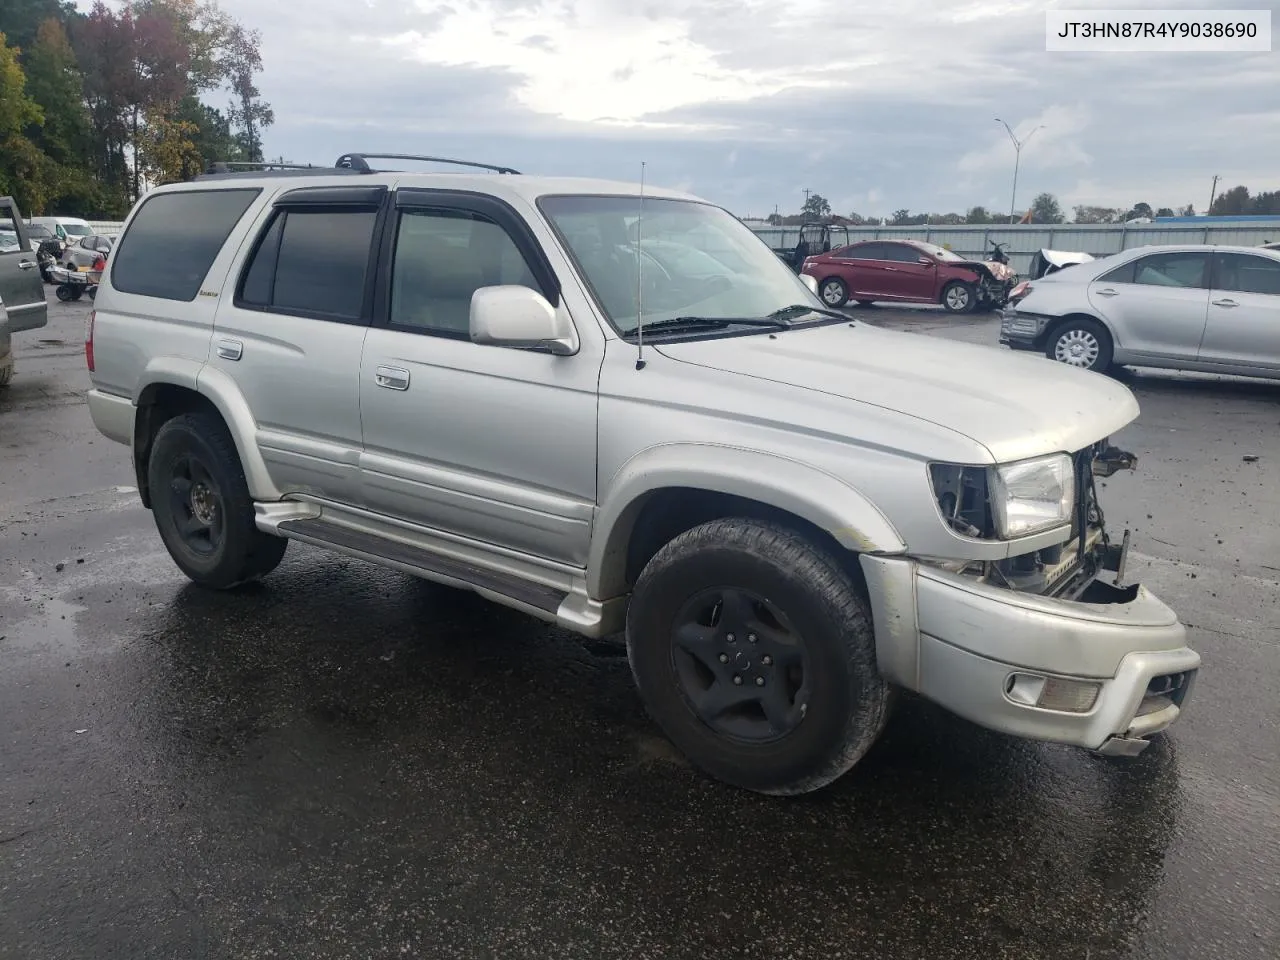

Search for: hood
xmin=655 ymin=323 xmax=1139 ymax=464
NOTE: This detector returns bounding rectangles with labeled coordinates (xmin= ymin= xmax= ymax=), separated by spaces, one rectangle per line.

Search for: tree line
xmin=0 ymin=0 xmax=272 ymax=218
xmin=770 ymin=186 xmax=1280 ymax=227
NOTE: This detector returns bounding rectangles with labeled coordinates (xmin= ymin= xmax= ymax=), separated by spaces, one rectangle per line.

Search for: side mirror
xmin=470 ymin=285 xmax=577 ymax=355
xmin=800 ymin=274 xmax=819 ymax=295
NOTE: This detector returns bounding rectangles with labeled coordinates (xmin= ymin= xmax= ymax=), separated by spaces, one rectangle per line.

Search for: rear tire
xmin=626 ymin=518 xmax=892 ymax=795
xmin=148 ymin=412 xmax=288 ymax=589
xmin=941 ymin=281 xmax=975 ymax=314
xmin=819 ymin=277 xmax=848 ymax=307
xmin=1046 ymin=317 xmax=1113 ymax=373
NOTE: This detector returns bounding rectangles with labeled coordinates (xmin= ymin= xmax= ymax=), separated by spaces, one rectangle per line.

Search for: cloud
xmin=71 ymin=0 xmax=1280 ymax=218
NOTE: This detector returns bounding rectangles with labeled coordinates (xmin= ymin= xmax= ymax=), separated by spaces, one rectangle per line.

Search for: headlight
xmin=929 ymin=453 xmax=1075 ymax=540
xmin=990 ymin=453 xmax=1075 ymax=538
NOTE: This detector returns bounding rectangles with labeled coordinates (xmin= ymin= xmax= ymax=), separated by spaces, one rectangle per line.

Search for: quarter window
xmin=389 ymin=209 xmax=541 ymax=336
xmin=237 ymin=208 xmax=377 ymax=320
xmin=111 ymin=189 xmax=259 ymax=301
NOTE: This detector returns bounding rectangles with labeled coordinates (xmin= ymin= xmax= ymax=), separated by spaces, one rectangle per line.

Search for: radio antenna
xmin=635 ymin=160 xmax=647 ymax=371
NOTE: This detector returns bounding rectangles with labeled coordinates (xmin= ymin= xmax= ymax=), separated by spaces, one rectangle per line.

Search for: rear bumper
xmin=861 ymin=556 xmax=1199 ymax=754
xmin=87 ymin=388 xmax=134 ymax=446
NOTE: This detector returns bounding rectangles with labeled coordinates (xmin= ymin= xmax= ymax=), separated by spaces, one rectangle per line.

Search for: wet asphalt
xmin=1 ymin=297 xmax=1277 ymax=960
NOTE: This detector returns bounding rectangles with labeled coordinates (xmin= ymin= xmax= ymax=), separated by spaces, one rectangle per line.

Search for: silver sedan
xmin=1000 ymin=244 xmax=1280 ymax=379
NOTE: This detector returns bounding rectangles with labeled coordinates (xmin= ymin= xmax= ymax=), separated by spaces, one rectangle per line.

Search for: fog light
xmin=1004 ymin=673 xmax=1100 ymax=713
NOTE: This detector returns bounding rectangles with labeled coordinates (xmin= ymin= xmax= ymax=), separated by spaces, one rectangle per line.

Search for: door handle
xmin=1211 ymin=298 xmax=1238 ymax=308
xmin=884 ymin=266 xmax=898 ymax=272
xmin=1095 ymin=288 xmax=1119 ymax=297
xmin=18 ymin=259 xmax=36 ymax=270
xmin=216 ymin=338 xmax=243 ymax=361
xmin=375 ymin=365 xmax=410 ymax=391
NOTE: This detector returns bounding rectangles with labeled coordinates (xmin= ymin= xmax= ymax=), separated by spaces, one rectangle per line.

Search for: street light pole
xmin=995 ymin=119 xmax=1043 ymax=223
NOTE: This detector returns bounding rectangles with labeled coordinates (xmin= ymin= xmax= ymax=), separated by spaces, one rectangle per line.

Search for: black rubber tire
xmin=148 ymin=412 xmax=288 ymax=589
xmin=941 ymin=281 xmax=975 ymax=314
xmin=1045 ymin=317 xmax=1114 ymax=374
xmin=55 ymin=285 xmax=77 ymax=302
xmin=0 ymin=360 xmax=12 ymax=388
xmin=818 ymin=277 xmax=848 ymax=307
xmin=626 ymin=518 xmax=892 ymax=795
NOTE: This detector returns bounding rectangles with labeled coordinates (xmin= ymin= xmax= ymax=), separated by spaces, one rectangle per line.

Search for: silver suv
xmin=86 ymin=154 xmax=1199 ymax=795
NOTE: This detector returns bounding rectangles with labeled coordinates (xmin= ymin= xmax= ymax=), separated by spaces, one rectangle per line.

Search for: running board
xmin=277 ymin=517 xmax=569 ymax=617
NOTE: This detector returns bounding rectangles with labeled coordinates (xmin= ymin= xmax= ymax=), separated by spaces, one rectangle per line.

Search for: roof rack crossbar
xmin=205 ymin=161 xmax=319 ymax=173
xmin=334 ymin=153 xmax=521 ymax=175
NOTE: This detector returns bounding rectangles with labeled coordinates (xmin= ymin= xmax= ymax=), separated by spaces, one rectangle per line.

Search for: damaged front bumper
xmin=860 ymin=547 xmax=1199 ymax=757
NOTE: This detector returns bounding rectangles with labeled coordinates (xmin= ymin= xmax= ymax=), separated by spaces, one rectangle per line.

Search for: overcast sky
xmin=79 ymin=0 xmax=1279 ymax=218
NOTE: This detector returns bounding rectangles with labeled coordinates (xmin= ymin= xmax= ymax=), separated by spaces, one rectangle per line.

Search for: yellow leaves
xmin=139 ymin=106 xmax=203 ymax=184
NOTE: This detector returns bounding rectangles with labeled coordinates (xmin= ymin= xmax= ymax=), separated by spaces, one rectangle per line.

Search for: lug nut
xmin=762 ymin=655 xmax=773 ymax=666
xmin=748 ymin=633 xmax=757 ymax=644
xmin=732 ymin=675 xmax=743 ymax=685
xmin=726 ymin=633 xmax=736 ymax=643
xmin=718 ymin=653 xmax=729 ymax=664
xmin=755 ymin=677 xmax=765 ymax=686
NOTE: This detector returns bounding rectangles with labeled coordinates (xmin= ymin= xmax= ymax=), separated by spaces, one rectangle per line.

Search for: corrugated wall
xmin=749 ymin=222 xmax=1280 ymax=275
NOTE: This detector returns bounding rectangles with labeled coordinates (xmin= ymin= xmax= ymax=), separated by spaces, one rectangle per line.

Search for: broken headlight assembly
xmin=929 ymin=453 xmax=1075 ymax=541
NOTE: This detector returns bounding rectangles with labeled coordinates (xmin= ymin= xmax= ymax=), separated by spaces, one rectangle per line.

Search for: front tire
xmin=941 ymin=281 xmax=975 ymax=314
xmin=148 ymin=412 xmax=288 ymax=589
xmin=626 ymin=518 xmax=892 ymax=795
xmin=819 ymin=277 xmax=848 ymax=307
xmin=1046 ymin=317 xmax=1113 ymax=373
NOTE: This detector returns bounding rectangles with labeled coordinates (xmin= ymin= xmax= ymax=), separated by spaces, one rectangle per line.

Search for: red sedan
xmin=801 ymin=239 xmax=1007 ymax=314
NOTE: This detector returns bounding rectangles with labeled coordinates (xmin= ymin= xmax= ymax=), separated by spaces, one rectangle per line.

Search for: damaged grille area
xmin=929 ymin=441 xmax=1138 ymax=599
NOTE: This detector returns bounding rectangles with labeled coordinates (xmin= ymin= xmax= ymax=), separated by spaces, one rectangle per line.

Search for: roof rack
xmin=192 ymin=153 xmax=521 ymax=183
xmin=205 ymin=160 xmax=321 ymax=174
xmin=334 ymin=153 xmax=520 ymax=175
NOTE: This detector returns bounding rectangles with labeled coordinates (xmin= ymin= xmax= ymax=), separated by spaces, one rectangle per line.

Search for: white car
xmin=1001 ymin=244 xmax=1280 ymax=378
xmin=27 ymin=216 xmax=94 ymax=243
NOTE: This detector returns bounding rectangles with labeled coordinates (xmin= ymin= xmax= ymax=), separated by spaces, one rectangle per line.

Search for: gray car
xmin=85 ymin=155 xmax=1198 ymax=795
xmin=0 ymin=196 xmax=51 ymax=387
xmin=1001 ymin=244 xmax=1280 ymax=378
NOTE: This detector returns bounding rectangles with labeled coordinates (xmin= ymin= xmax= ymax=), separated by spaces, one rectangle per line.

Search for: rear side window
xmin=111 ymin=190 xmax=259 ymax=301
xmin=237 ymin=208 xmax=377 ymax=320
xmin=1214 ymin=253 xmax=1280 ymax=296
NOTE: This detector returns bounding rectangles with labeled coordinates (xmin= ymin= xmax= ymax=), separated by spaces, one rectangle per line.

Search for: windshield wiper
xmin=767 ymin=304 xmax=850 ymax=321
xmin=622 ymin=316 xmax=790 ymax=339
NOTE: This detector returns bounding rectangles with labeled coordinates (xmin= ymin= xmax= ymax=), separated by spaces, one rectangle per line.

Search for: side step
xmin=277 ymin=518 xmax=569 ymax=615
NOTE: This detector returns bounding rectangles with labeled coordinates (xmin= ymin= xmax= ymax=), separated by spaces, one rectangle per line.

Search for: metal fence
xmin=746 ymin=222 xmax=1280 ymax=276
xmin=84 ymin=219 xmax=1280 ymax=277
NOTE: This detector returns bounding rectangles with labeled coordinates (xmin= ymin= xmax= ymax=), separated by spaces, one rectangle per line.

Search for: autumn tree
xmin=0 ymin=30 xmax=54 ymax=213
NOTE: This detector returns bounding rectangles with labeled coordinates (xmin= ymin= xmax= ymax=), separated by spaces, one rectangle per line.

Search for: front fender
xmin=588 ymin=442 xmax=906 ymax=600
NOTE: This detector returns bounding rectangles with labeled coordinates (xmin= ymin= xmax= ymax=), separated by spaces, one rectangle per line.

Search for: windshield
xmin=61 ymin=223 xmax=92 ymax=236
xmin=539 ymin=195 xmax=825 ymax=335
xmin=913 ymin=241 xmax=965 ymax=262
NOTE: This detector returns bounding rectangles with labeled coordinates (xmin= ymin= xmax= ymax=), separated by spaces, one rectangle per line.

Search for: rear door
xmin=838 ymin=242 xmax=894 ymax=297
xmin=0 ymin=198 xmax=48 ymax=333
xmin=1200 ymin=253 xmax=1280 ymax=372
xmin=1087 ymin=251 xmax=1210 ymax=362
xmin=208 ymin=185 xmax=382 ymax=505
